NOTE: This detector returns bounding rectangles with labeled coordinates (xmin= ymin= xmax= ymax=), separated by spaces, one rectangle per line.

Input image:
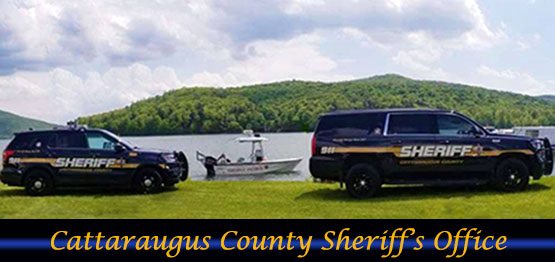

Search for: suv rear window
xmin=388 ymin=114 xmax=437 ymax=134
xmin=316 ymin=113 xmax=385 ymax=137
xmin=7 ymin=132 xmax=54 ymax=150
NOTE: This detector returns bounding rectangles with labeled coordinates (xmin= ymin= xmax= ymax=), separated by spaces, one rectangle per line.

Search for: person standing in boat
xmin=254 ymin=149 xmax=265 ymax=162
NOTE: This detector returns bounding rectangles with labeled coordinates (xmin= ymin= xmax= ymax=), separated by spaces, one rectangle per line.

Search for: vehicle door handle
xmin=391 ymin=140 xmax=402 ymax=145
xmin=441 ymin=140 xmax=450 ymax=144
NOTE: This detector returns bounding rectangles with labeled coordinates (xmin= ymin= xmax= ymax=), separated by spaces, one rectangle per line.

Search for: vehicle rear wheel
xmin=24 ymin=170 xmax=54 ymax=196
xmin=345 ymin=164 xmax=381 ymax=198
xmin=164 ymin=182 xmax=177 ymax=188
xmin=134 ymin=168 xmax=162 ymax=194
xmin=493 ymin=158 xmax=530 ymax=192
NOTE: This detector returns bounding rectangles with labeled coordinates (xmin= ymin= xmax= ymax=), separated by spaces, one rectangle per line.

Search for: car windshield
xmin=101 ymin=130 xmax=137 ymax=149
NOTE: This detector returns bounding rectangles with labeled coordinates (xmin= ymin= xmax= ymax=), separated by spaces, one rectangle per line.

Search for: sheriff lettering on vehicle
xmin=399 ymin=145 xmax=474 ymax=158
xmin=54 ymin=158 xmax=119 ymax=168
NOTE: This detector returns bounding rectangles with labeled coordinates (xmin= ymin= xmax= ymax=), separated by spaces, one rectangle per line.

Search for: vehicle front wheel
xmin=493 ymin=158 xmax=530 ymax=192
xmin=345 ymin=164 xmax=381 ymax=198
xmin=134 ymin=168 xmax=162 ymax=194
xmin=24 ymin=170 xmax=54 ymax=196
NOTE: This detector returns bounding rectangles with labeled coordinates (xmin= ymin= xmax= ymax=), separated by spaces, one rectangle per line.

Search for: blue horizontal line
xmin=1 ymin=238 xmax=555 ymax=250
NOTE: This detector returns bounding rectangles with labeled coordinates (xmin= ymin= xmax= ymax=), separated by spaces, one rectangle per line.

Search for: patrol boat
xmin=196 ymin=130 xmax=302 ymax=178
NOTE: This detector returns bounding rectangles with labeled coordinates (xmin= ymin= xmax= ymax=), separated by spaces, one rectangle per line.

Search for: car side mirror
xmin=470 ymin=126 xmax=483 ymax=137
xmin=114 ymin=143 xmax=126 ymax=152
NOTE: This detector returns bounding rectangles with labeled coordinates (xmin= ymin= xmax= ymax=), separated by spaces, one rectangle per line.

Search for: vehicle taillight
xmin=311 ymin=134 xmax=316 ymax=156
xmin=3 ymin=150 xmax=14 ymax=164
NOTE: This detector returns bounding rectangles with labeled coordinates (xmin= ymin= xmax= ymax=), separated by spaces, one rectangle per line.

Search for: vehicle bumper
xmin=309 ymin=156 xmax=343 ymax=181
xmin=544 ymin=139 xmax=553 ymax=175
xmin=530 ymin=139 xmax=553 ymax=179
xmin=160 ymin=164 xmax=186 ymax=185
xmin=0 ymin=167 xmax=23 ymax=186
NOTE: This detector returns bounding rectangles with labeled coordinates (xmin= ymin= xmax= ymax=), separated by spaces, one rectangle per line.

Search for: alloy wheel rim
xmin=32 ymin=178 xmax=45 ymax=192
xmin=504 ymin=167 xmax=522 ymax=187
xmin=353 ymin=172 xmax=372 ymax=194
xmin=143 ymin=176 xmax=154 ymax=188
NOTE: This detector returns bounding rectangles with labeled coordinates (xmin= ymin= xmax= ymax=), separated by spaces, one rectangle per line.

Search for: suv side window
xmin=7 ymin=132 xmax=54 ymax=150
xmin=86 ymin=131 xmax=117 ymax=150
xmin=387 ymin=114 xmax=437 ymax=135
xmin=437 ymin=115 xmax=476 ymax=136
xmin=49 ymin=131 xmax=87 ymax=149
xmin=317 ymin=113 xmax=385 ymax=137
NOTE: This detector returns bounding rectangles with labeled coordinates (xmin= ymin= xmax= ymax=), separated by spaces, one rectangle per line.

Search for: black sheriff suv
xmin=1 ymin=124 xmax=188 ymax=195
xmin=310 ymin=109 xmax=553 ymax=198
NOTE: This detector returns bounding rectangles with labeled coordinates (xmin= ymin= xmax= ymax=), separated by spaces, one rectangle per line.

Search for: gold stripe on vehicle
xmin=334 ymin=147 xmax=400 ymax=154
xmin=117 ymin=163 xmax=140 ymax=169
xmin=332 ymin=147 xmax=534 ymax=157
xmin=18 ymin=158 xmax=57 ymax=164
xmin=479 ymin=149 xmax=535 ymax=157
xmin=59 ymin=168 xmax=95 ymax=172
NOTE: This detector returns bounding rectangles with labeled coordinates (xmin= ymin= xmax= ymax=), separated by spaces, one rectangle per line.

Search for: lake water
xmin=1 ymin=132 xmax=554 ymax=180
xmin=125 ymin=133 xmax=312 ymax=181
xmin=0 ymin=132 xmax=313 ymax=181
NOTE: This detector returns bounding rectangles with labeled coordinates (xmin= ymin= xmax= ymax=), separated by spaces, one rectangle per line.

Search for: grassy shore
xmin=0 ymin=178 xmax=554 ymax=218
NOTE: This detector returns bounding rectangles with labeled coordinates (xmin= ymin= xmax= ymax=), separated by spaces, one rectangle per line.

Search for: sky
xmin=0 ymin=0 xmax=554 ymax=124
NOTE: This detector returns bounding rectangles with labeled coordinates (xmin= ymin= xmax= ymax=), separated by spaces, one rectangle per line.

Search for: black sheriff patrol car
xmin=1 ymin=124 xmax=188 ymax=195
xmin=310 ymin=109 xmax=553 ymax=198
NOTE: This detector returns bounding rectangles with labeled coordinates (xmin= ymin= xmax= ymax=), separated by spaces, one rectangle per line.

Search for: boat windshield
xmin=237 ymin=137 xmax=268 ymax=143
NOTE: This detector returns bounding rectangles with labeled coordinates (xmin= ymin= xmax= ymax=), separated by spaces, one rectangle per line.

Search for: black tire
xmin=24 ymin=170 xmax=54 ymax=196
xmin=493 ymin=158 xmax=530 ymax=192
xmin=345 ymin=164 xmax=381 ymax=198
xmin=134 ymin=168 xmax=162 ymax=194
xmin=164 ymin=182 xmax=177 ymax=188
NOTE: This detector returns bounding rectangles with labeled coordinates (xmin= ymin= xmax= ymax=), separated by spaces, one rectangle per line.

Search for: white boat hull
xmin=214 ymin=158 xmax=302 ymax=176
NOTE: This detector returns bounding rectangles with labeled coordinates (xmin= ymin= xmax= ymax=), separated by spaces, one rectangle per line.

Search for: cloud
xmin=210 ymin=0 xmax=505 ymax=48
xmin=388 ymin=31 xmax=450 ymax=81
xmin=0 ymin=0 xmax=539 ymax=123
xmin=0 ymin=0 xmax=505 ymax=74
xmin=476 ymin=65 xmax=552 ymax=95
xmin=0 ymin=64 xmax=182 ymax=123
xmin=0 ymin=0 xmax=222 ymax=74
xmin=186 ymin=34 xmax=353 ymax=87
xmin=515 ymin=33 xmax=542 ymax=50
xmin=0 ymin=34 xmax=351 ymax=123
xmin=392 ymin=49 xmax=447 ymax=79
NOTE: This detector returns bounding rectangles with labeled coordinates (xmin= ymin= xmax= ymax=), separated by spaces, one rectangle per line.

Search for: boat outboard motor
xmin=174 ymin=151 xmax=189 ymax=181
xmin=203 ymin=156 xmax=218 ymax=179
